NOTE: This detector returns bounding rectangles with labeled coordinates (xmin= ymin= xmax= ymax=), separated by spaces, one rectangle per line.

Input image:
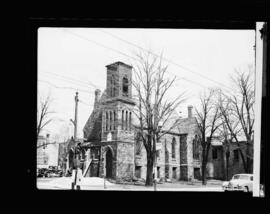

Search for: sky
xmin=38 ymin=27 xmax=255 ymax=141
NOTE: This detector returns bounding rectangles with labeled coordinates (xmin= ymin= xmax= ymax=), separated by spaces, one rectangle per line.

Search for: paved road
xmin=36 ymin=177 xmax=224 ymax=191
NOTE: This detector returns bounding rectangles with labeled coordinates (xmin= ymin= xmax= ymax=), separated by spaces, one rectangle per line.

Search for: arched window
xmin=113 ymin=78 xmax=117 ymax=97
xmin=122 ymin=77 xmax=129 ymax=96
xmin=113 ymin=111 xmax=116 ymax=130
xmin=121 ymin=110 xmax=124 ymax=130
xmin=109 ymin=111 xmax=112 ymax=130
xmin=135 ymin=132 xmax=142 ymax=155
xmin=126 ymin=111 xmax=128 ymax=130
xmin=193 ymin=135 xmax=200 ymax=160
xmin=105 ymin=112 xmax=108 ymax=131
xmin=129 ymin=112 xmax=132 ymax=130
xmin=111 ymin=75 xmax=114 ymax=97
xmin=172 ymin=137 xmax=176 ymax=158
xmin=165 ymin=139 xmax=169 ymax=163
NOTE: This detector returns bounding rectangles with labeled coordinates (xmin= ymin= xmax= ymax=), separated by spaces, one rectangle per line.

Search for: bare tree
xmin=218 ymin=121 xmax=231 ymax=181
xmin=37 ymin=93 xmax=55 ymax=139
xmin=195 ymin=88 xmax=222 ymax=185
xmin=131 ymin=51 xmax=186 ymax=186
xmin=217 ymin=94 xmax=242 ymax=180
xmin=217 ymin=67 xmax=255 ymax=173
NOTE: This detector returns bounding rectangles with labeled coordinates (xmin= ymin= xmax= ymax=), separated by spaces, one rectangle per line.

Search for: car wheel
xmin=244 ymin=186 xmax=249 ymax=192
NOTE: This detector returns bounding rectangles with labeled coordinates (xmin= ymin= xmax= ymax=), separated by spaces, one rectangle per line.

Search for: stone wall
xmin=99 ymin=143 xmax=117 ymax=179
xmin=208 ymin=141 xmax=251 ymax=180
xmin=116 ymin=142 xmax=134 ymax=181
xmin=133 ymin=131 xmax=198 ymax=181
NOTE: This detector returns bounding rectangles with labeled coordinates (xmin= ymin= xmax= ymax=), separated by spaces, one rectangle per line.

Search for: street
xmin=36 ymin=177 xmax=224 ymax=191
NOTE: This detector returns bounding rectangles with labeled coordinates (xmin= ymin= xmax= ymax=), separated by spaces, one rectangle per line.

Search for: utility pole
xmin=70 ymin=91 xmax=79 ymax=140
xmin=70 ymin=91 xmax=80 ymax=190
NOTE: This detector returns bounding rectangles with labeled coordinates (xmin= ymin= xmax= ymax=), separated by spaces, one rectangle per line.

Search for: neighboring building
xmin=81 ymin=61 xmax=201 ymax=182
xmin=61 ymin=137 xmax=86 ymax=173
xmin=37 ymin=134 xmax=59 ymax=169
xmin=58 ymin=140 xmax=70 ymax=172
xmin=207 ymin=137 xmax=253 ymax=180
xmin=37 ymin=135 xmax=49 ymax=168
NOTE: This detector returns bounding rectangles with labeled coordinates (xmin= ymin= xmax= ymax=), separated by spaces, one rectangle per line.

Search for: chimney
xmin=188 ymin=105 xmax=193 ymax=118
xmin=94 ymin=89 xmax=101 ymax=109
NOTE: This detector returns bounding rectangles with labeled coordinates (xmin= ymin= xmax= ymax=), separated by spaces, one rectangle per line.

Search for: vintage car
xmin=222 ymin=174 xmax=253 ymax=192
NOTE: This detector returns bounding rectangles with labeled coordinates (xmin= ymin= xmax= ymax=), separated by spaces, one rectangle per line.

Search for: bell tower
xmin=105 ymin=61 xmax=133 ymax=100
xmin=100 ymin=61 xmax=136 ymax=181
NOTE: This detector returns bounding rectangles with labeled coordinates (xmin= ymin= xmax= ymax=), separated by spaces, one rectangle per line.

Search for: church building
xmin=81 ymin=61 xmax=202 ymax=182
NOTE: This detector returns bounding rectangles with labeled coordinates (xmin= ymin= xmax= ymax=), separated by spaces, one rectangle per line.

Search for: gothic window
xmin=105 ymin=112 xmax=108 ymax=131
xmin=172 ymin=137 xmax=176 ymax=158
xmin=122 ymin=110 xmax=124 ymax=130
xmin=122 ymin=77 xmax=129 ymax=96
xmin=180 ymin=134 xmax=187 ymax=164
xmin=129 ymin=112 xmax=132 ymax=130
xmin=135 ymin=132 xmax=142 ymax=155
xmin=193 ymin=135 xmax=200 ymax=160
xmin=111 ymin=75 xmax=114 ymax=97
xmin=165 ymin=139 xmax=169 ymax=163
xmin=126 ymin=111 xmax=128 ymax=130
xmin=109 ymin=111 xmax=112 ymax=130
xmin=113 ymin=78 xmax=117 ymax=97
xmin=113 ymin=111 xmax=116 ymax=130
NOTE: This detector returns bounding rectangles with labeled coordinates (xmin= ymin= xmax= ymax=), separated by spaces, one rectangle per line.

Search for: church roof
xmin=105 ymin=61 xmax=133 ymax=69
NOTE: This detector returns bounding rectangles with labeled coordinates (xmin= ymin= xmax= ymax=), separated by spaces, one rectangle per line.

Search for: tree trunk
xmin=201 ymin=146 xmax=207 ymax=185
xmin=238 ymin=146 xmax=248 ymax=173
xmin=201 ymin=157 xmax=207 ymax=185
xmin=226 ymin=150 xmax=230 ymax=180
xmin=201 ymin=144 xmax=210 ymax=185
xmin=246 ymin=140 xmax=252 ymax=173
xmin=145 ymin=152 xmax=154 ymax=186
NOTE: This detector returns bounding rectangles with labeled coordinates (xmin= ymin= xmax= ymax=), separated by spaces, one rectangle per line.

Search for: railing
xmin=83 ymin=159 xmax=92 ymax=177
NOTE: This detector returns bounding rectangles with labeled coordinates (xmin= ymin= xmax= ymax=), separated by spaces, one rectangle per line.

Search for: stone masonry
xmin=82 ymin=61 xmax=202 ymax=182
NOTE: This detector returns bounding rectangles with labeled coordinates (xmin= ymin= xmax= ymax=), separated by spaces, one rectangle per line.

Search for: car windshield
xmin=232 ymin=175 xmax=250 ymax=180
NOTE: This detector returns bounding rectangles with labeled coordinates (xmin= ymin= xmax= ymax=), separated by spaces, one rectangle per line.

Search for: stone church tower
xmin=99 ymin=61 xmax=136 ymax=181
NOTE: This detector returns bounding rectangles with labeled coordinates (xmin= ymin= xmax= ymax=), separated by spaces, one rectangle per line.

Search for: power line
xmin=61 ymin=28 xmax=138 ymax=61
xmin=39 ymin=72 xmax=94 ymax=90
xmin=39 ymin=70 xmax=102 ymax=89
xmin=62 ymin=28 xmax=235 ymax=94
xmin=98 ymin=29 xmax=235 ymax=91
xmin=38 ymin=79 xmax=95 ymax=94
xmin=39 ymin=72 xmax=103 ymax=93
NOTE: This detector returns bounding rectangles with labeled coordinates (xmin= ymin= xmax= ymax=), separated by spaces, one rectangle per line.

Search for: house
xmin=79 ymin=61 xmax=202 ymax=182
xmin=37 ymin=134 xmax=59 ymax=169
xmin=207 ymin=137 xmax=253 ymax=180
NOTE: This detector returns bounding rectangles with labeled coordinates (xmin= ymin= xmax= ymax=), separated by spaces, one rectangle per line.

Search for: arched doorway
xmin=105 ymin=149 xmax=113 ymax=178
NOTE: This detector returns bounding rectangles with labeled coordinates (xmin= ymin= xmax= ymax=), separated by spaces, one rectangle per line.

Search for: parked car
xmin=37 ymin=168 xmax=50 ymax=177
xmin=46 ymin=168 xmax=63 ymax=177
xmin=222 ymin=174 xmax=253 ymax=192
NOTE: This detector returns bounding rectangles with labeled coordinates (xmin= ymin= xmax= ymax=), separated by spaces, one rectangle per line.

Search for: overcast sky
xmin=38 ymin=27 xmax=255 ymax=140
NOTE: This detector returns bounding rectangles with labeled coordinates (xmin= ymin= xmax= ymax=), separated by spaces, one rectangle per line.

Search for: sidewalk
xmin=37 ymin=177 xmax=223 ymax=191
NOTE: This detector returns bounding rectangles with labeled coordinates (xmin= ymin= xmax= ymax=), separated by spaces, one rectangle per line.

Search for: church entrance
xmin=105 ymin=149 xmax=113 ymax=178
